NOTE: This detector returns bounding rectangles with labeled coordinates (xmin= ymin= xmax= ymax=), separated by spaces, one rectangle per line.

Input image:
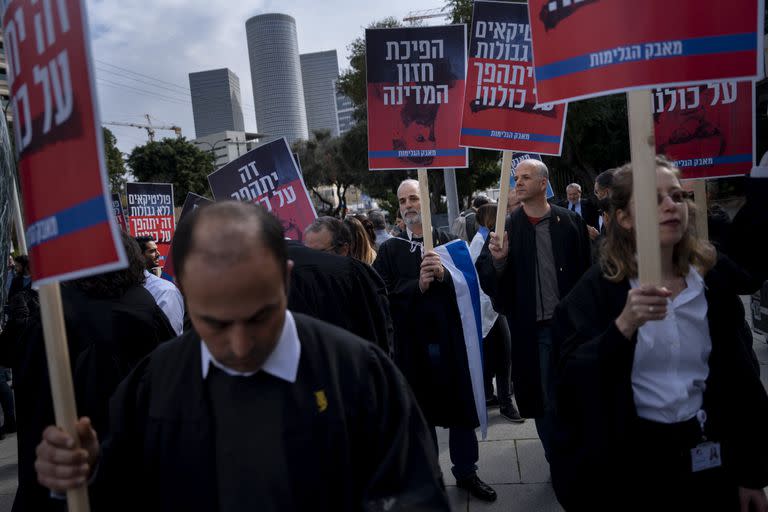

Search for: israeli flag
xmin=435 ymin=239 xmax=488 ymax=438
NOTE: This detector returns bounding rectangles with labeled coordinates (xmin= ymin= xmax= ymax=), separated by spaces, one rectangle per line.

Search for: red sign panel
xmin=461 ymin=1 xmax=567 ymax=155
xmin=366 ymin=25 xmax=468 ymax=170
xmin=2 ymin=0 xmax=126 ymax=284
xmin=126 ymin=182 xmax=175 ymax=268
xmin=654 ymin=81 xmax=754 ymax=180
xmin=527 ymin=0 xmax=764 ymax=105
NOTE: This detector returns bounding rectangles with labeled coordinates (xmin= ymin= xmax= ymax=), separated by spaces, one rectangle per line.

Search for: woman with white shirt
xmin=550 ymin=158 xmax=768 ymax=511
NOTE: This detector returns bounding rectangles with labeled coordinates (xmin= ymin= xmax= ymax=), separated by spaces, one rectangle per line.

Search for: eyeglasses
xmin=657 ymin=190 xmax=691 ymax=205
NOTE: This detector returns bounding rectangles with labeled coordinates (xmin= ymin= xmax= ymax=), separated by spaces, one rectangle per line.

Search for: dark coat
xmin=476 ymin=204 xmax=591 ymax=417
xmin=91 ymin=314 xmax=449 ymax=512
xmin=287 ymin=241 xmax=394 ymax=356
xmin=12 ymin=286 xmax=176 ymax=512
xmin=373 ymin=229 xmax=478 ymax=428
xmin=560 ymin=199 xmax=599 ymax=229
xmin=550 ymin=263 xmax=768 ymax=510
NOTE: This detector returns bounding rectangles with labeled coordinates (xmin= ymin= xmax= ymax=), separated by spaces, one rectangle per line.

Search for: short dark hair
xmin=595 ymin=169 xmax=616 ymax=191
xmin=368 ymin=210 xmax=387 ymax=230
xmin=135 ymin=235 xmax=155 ymax=253
xmin=305 ymin=216 xmax=352 ymax=254
xmin=472 ymin=195 xmax=490 ymax=209
xmin=68 ymin=231 xmax=146 ymax=298
xmin=475 ymin=203 xmax=497 ymax=229
xmin=171 ymin=201 xmax=287 ymax=285
xmin=13 ymin=255 xmax=29 ymax=273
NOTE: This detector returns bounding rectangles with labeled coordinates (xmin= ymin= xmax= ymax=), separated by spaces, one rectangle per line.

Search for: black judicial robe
xmin=91 ymin=313 xmax=449 ymax=512
xmin=12 ymin=286 xmax=176 ymax=512
xmin=372 ymin=230 xmax=478 ymax=429
xmin=550 ymin=263 xmax=768 ymax=510
xmin=287 ymin=241 xmax=394 ymax=356
xmin=475 ymin=205 xmax=591 ymax=417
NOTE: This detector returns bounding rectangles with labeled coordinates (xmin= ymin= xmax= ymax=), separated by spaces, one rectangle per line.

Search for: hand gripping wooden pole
xmin=417 ymin=168 xmax=434 ymax=252
xmin=39 ymin=282 xmax=91 ymax=512
xmin=495 ymin=151 xmax=514 ymax=239
xmin=627 ymin=90 xmax=662 ymax=286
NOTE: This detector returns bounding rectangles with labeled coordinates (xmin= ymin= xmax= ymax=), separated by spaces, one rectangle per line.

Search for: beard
xmin=403 ymin=211 xmax=421 ymax=226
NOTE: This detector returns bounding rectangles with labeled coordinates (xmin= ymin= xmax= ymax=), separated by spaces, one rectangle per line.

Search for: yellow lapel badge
xmin=315 ymin=390 xmax=328 ymax=413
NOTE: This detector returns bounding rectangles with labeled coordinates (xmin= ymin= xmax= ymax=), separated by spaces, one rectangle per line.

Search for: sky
xmin=86 ymin=0 xmax=448 ymax=155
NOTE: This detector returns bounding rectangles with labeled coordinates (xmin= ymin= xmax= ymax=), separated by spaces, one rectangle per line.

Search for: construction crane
xmin=103 ymin=114 xmax=182 ymax=142
xmin=403 ymin=7 xmax=449 ymax=24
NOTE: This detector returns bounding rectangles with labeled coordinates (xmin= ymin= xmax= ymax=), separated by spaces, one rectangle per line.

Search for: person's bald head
xmin=172 ymin=202 xmax=292 ymax=373
xmin=171 ymin=201 xmax=288 ymax=287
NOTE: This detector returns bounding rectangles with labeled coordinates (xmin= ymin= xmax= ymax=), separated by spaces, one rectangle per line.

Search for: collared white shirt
xmin=629 ymin=268 xmax=711 ymax=424
xmin=200 ymin=310 xmax=301 ymax=383
xmin=143 ymin=270 xmax=185 ymax=336
xmin=567 ymin=200 xmax=582 ymax=217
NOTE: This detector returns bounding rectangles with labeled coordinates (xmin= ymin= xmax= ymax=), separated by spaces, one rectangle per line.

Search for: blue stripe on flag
xmin=535 ymin=33 xmax=757 ymax=81
xmin=461 ymin=128 xmax=561 ymax=144
xmin=368 ymin=149 xmax=467 ymax=158
xmin=26 ymin=195 xmax=110 ymax=249
xmin=445 ymin=241 xmax=484 ymax=345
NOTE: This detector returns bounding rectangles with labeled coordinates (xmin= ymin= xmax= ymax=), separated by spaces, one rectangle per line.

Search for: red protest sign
xmin=126 ymin=183 xmax=176 ymax=268
xmin=2 ymin=0 xmax=126 ymax=284
xmin=528 ymin=0 xmax=764 ymax=105
xmin=366 ymin=25 xmax=468 ymax=170
xmin=207 ymin=138 xmax=317 ymax=241
xmin=654 ymin=81 xmax=754 ymax=180
xmin=460 ymin=1 xmax=567 ymax=155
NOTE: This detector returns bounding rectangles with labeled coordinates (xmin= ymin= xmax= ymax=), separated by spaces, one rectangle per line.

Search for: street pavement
xmin=0 ymin=298 xmax=765 ymax=511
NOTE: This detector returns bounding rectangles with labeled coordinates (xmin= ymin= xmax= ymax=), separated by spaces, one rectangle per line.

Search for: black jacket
xmin=91 ymin=314 xmax=449 ymax=512
xmin=12 ymin=285 xmax=176 ymax=512
xmin=476 ymin=205 xmax=591 ymax=417
xmin=287 ymin=241 xmax=394 ymax=356
xmin=373 ymin=229 xmax=478 ymax=428
xmin=550 ymin=263 xmax=768 ymax=509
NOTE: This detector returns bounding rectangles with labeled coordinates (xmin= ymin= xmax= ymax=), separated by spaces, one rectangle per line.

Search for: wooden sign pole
xmin=417 ymin=168 xmax=434 ymax=252
xmin=494 ymin=151 xmax=514 ymax=238
xmin=38 ymin=283 xmax=91 ymax=512
xmin=691 ymin=179 xmax=709 ymax=241
xmin=627 ymin=90 xmax=662 ymax=286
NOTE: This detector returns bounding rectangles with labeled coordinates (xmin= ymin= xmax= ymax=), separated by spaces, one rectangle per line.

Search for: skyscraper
xmin=335 ymin=82 xmax=355 ymax=136
xmin=245 ymin=13 xmax=308 ymax=145
xmin=300 ymin=50 xmax=340 ymax=138
xmin=188 ymin=68 xmax=245 ymax=139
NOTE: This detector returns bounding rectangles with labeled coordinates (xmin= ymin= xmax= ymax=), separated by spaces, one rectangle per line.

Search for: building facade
xmin=192 ymin=130 xmax=262 ymax=170
xmin=245 ymin=13 xmax=308 ymax=146
xmin=335 ymin=82 xmax=355 ymax=136
xmin=189 ymin=68 xmax=245 ymax=139
xmin=300 ymin=50 xmax=340 ymax=138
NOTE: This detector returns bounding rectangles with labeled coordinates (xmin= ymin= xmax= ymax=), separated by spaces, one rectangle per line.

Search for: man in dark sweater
xmin=33 ymin=202 xmax=449 ymax=512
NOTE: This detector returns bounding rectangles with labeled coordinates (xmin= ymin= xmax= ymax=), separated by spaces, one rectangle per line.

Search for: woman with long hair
xmin=550 ymin=158 xmax=768 ymax=511
xmin=344 ymin=216 xmax=377 ymax=265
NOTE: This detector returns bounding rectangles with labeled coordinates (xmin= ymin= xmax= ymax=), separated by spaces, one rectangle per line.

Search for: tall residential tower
xmin=188 ymin=68 xmax=245 ymax=138
xmin=245 ymin=13 xmax=308 ymax=145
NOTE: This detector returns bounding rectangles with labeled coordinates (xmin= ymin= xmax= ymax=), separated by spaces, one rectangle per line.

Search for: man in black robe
xmin=373 ymin=179 xmax=496 ymax=503
xmin=10 ymin=232 xmax=176 ymax=512
xmin=34 ymin=201 xmax=448 ymax=512
xmin=477 ymin=159 xmax=591 ymax=462
xmin=287 ymin=239 xmax=393 ymax=356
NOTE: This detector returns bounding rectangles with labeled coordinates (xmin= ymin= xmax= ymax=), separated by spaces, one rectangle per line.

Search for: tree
xmin=102 ymin=127 xmax=126 ymax=194
xmin=127 ymin=137 xmax=214 ymax=206
xmin=294 ymin=129 xmax=364 ymax=217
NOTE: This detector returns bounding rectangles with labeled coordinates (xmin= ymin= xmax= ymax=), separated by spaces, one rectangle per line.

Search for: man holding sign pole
xmin=477 ymin=159 xmax=590 ymax=460
xmin=374 ymin=179 xmax=496 ymax=502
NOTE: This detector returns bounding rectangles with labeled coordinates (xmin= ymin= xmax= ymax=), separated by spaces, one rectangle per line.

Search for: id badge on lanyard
xmin=690 ymin=409 xmax=722 ymax=473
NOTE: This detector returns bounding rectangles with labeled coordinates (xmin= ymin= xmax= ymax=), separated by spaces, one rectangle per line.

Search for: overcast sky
xmin=87 ymin=0 xmax=447 ymax=154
